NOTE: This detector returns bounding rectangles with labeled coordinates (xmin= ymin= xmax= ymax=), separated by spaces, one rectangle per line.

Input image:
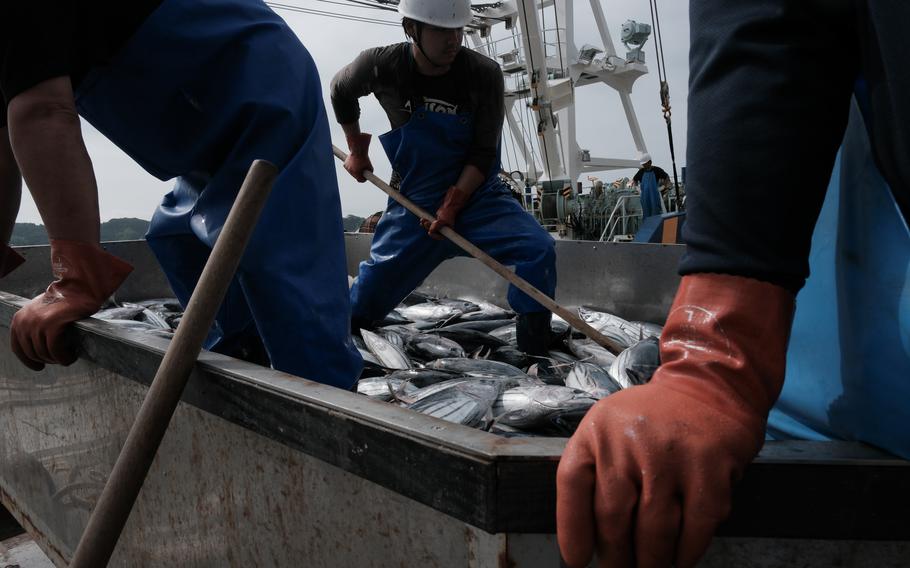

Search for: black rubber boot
xmin=517 ymin=311 xmax=553 ymax=356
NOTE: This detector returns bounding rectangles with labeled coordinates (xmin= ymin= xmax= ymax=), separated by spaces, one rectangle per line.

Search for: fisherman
xmin=0 ymin=1 xmax=362 ymax=388
xmin=631 ymin=152 xmax=670 ymax=217
xmin=331 ymin=0 xmax=557 ymax=357
xmin=557 ymin=1 xmax=910 ymax=566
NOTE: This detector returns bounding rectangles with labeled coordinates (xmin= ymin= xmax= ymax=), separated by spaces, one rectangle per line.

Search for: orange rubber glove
xmin=343 ymin=132 xmax=373 ymax=183
xmin=556 ymin=273 xmax=794 ymax=568
xmin=0 ymin=245 xmax=25 ymax=277
xmin=10 ymin=239 xmax=133 ymax=371
xmin=421 ymin=185 xmax=471 ymax=240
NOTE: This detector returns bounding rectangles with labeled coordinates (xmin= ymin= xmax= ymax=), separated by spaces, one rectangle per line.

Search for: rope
xmin=648 ymin=0 xmax=683 ymax=210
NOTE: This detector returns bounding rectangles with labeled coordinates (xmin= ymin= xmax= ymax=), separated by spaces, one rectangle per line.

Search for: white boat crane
xmin=466 ymin=1 xmax=651 ymax=195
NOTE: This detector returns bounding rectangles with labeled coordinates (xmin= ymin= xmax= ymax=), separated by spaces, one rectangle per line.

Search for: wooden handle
xmin=69 ymin=160 xmax=279 ymax=568
xmin=333 ymin=145 xmax=624 ymax=352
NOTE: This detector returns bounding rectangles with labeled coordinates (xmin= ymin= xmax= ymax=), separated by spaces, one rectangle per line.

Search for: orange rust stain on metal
xmin=0 ymin=487 xmax=69 ymax=566
xmin=498 ymin=534 xmax=516 ymax=568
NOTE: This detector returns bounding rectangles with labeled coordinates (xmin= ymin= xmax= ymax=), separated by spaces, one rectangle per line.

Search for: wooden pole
xmin=333 ymin=145 xmax=623 ymax=353
xmin=69 ymin=160 xmax=279 ymax=567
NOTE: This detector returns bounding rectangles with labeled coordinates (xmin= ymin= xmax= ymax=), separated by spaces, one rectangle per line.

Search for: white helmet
xmin=398 ymin=0 xmax=473 ymax=29
xmin=639 ymin=152 xmax=652 ymax=166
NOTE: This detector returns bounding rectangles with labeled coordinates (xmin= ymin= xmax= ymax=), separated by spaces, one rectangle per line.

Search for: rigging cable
xmin=648 ymin=0 xmax=683 ymax=210
xmin=510 ymin=26 xmax=542 ymax=178
xmin=517 ymin=0 xmax=556 ymax=187
xmin=548 ymin=1 xmax=569 ymax=190
xmin=266 ymin=2 xmax=400 ymax=27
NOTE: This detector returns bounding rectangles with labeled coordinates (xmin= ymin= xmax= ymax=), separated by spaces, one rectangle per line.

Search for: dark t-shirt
xmin=0 ymin=1 xmax=162 ymax=127
xmin=633 ymin=166 xmax=670 ymax=184
xmin=330 ymin=42 xmax=504 ymax=174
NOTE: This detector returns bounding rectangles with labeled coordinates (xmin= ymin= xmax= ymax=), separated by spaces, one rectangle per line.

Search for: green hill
xmin=10 ymin=218 xmax=150 ymax=246
xmin=12 ymin=215 xmax=367 ymax=245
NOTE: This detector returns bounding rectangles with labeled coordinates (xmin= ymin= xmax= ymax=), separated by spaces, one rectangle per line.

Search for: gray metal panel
xmin=345 ymin=234 xmax=683 ymax=322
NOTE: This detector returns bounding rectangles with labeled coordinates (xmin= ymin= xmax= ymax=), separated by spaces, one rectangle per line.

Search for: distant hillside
xmin=342 ymin=215 xmax=365 ymax=232
xmin=10 ymin=218 xmax=150 ymax=246
xmin=12 ymin=215 xmax=368 ymax=245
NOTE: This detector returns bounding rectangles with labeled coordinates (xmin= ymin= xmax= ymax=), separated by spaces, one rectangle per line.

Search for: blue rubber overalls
xmin=350 ymin=107 xmax=557 ymax=323
xmin=73 ymin=0 xmax=363 ymax=388
xmin=768 ymin=101 xmax=910 ymax=458
xmin=639 ymin=170 xmax=662 ymax=218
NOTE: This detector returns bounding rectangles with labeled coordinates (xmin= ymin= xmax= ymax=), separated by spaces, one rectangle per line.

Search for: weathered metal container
xmin=0 ymin=237 xmax=908 ymax=567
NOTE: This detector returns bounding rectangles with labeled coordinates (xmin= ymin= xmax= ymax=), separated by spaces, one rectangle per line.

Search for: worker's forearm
xmin=454 ymin=164 xmax=486 ymax=197
xmin=341 ymin=122 xmax=362 ymax=140
xmin=0 ymin=127 xmax=22 ymax=244
xmin=7 ymin=77 xmax=100 ymax=244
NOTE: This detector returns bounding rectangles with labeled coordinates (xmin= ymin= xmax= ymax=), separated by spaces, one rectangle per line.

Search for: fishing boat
xmin=0 ymin=237 xmax=907 ymax=567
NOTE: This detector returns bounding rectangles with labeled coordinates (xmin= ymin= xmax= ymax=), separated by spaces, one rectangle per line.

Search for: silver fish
xmin=610 ymin=336 xmax=661 ymax=388
xmin=493 ymin=385 xmax=598 ymax=434
xmin=489 ymin=323 xmax=518 ymax=345
xmin=438 ymin=318 xmax=517 ymax=333
xmin=94 ymin=305 xmax=146 ymax=321
xmin=578 ymin=307 xmax=641 ymax=349
xmin=407 ymin=379 xmax=506 ymax=428
xmin=436 ymin=298 xmax=481 ymax=314
xmin=356 ymin=376 xmax=418 ymax=401
xmin=567 ymin=338 xmax=617 ymax=368
xmin=397 ymin=302 xmax=463 ymax=322
xmin=361 ymin=329 xmax=413 ymax=370
xmin=433 ymin=328 xmax=508 ymax=351
xmin=455 ymin=300 xmax=514 ymax=321
xmin=380 ymin=329 xmax=406 ymax=348
xmin=405 ymin=333 xmax=466 ymax=360
xmin=565 ymin=361 xmax=622 ymax=398
xmin=631 ymin=321 xmax=663 ymax=340
xmin=428 ymin=358 xmax=530 ymax=380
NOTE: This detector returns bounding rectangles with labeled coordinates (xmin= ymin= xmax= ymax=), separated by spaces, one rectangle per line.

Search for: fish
xmin=610 ymin=336 xmax=661 ymax=388
xmin=139 ymin=308 xmax=171 ymax=330
xmin=492 ymin=385 xmax=598 ymax=435
xmin=565 ymin=361 xmax=622 ymax=398
xmin=432 ymin=328 xmax=508 ymax=352
xmin=438 ymin=318 xmax=517 ymax=333
xmin=489 ymin=323 xmax=518 ymax=345
xmin=94 ymin=305 xmax=146 ymax=321
xmin=356 ymin=376 xmax=418 ymax=401
xmin=378 ymin=311 xmax=414 ymax=326
xmin=577 ymin=307 xmax=641 ymax=349
xmin=360 ymin=329 xmax=413 ymax=370
xmin=407 ymin=379 xmax=506 ymax=428
xmin=100 ymin=319 xmax=171 ymax=334
xmin=489 ymin=346 xmax=531 ymax=369
xmin=356 ymin=347 xmax=382 ymax=367
xmin=436 ymin=298 xmax=481 ymax=314
xmin=567 ymin=338 xmax=617 ymax=368
xmin=380 ymin=329 xmax=406 ymax=348
xmin=428 ymin=358 xmax=530 ymax=380
xmin=384 ymin=368 xmax=460 ymax=389
xmin=453 ymin=300 xmax=515 ymax=321
xmin=396 ymin=302 xmax=464 ymax=322
xmin=631 ymin=321 xmax=663 ymax=340
xmin=405 ymin=333 xmax=466 ymax=361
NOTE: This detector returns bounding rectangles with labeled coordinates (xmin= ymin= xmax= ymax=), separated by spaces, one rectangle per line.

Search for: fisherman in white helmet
xmin=631 ymin=151 xmax=670 ymax=218
xmin=331 ymin=0 xmax=558 ymax=359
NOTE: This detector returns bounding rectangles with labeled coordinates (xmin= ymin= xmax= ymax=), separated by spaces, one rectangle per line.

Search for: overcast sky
xmin=15 ymin=0 xmax=688 ymax=224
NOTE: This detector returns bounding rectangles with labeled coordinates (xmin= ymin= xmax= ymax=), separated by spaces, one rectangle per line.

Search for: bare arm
xmin=6 ymin=76 xmax=100 ymax=243
xmin=453 ymin=163 xmax=486 ymax=197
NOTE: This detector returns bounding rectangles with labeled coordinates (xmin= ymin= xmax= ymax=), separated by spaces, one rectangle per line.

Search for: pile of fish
xmin=354 ymin=292 xmax=662 ymax=438
xmin=91 ymin=293 xmax=663 ymax=438
xmin=93 ymin=298 xmax=183 ymax=338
